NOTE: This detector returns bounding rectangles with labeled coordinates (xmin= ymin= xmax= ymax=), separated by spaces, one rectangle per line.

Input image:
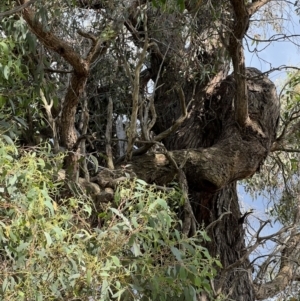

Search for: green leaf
xmin=132 ymin=241 xmax=142 ymax=256
xmin=44 ymin=232 xmax=52 ymax=247
xmin=177 ymin=0 xmax=185 ymax=12
xmin=171 ymin=246 xmax=182 ymax=261
xmin=0 ymin=41 xmax=10 ymax=55
xmin=26 ymin=32 xmax=37 ymax=52
xmin=111 ymin=255 xmax=121 ymax=267
xmin=136 ymin=179 xmax=147 ymax=185
xmin=1 ymin=134 xmax=14 ymax=145
xmin=86 ymin=269 xmax=92 ymax=285
xmin=100 ymin=271 xmax=110 ymax=277
xmin=3 ymin=65 xmax=9 ymax=80
xmin=156 ymin=198 xmax=168 ymax=209
xmin=89 ymin=154 xmax=99 ymax=173
xmin=68 ymin=273 xmax=80 ymax=280
xmin=2 ymin=277 xmax=8 ymax=293
xmin=112 ymin=288 xmax=126 ymax=299
xmin=16 ymin=242 xmax=30 ymax=253
xmin=148 ymin=198 xmax=168 ymax=211
xmin=110 ymin=208 xmax=131 ymax=229
xmin=0 ymin=95 xmax=7 ymax=107
xmin=44 ymin=198 xmax=54 ymax=216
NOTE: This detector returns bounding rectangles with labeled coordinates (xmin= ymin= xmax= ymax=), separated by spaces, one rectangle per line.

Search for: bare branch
xmin=260 ymin=65 xmax=300 ymax=76
xmin=224 ymin=225 xmax=292 ymax=273
xmin=72 ymin=134 xmax=95 ymax=152
xmin=255 ymin=229 xmax=300 ymax=300
xmin=272 ymin=116 xmax=300 ymax=152
xmin=44 ymin=68 xmax=73 ymax=74
xmin=79 ymin=95 xmax=90 ymax=181
xmin=131 ymin=86 xmax=195 ymax=157
xmin=140 ymin=45 xmax=169 ymax=142
xmin=247 ymin=0 xmax=273 ymax=16
xmin=271 ymin=147 xmax=300 ymax=153
xmin=125 ymin=9 xmax=149 ymax=162
xmin=106 ymin=97 xmax=115 ymax=170
xmin=77 ymin=29 xmax=97 ymax=42
xmin=205 ymin=212 xmax=232 ymax=232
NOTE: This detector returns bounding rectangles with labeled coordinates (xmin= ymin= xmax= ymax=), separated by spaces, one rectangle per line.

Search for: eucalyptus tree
xmin=2 ymin=0 xmax=300 ymax=300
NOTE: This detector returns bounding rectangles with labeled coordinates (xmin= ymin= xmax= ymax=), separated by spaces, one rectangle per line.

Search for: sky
xmin=245 ymin=5 xmax=300 ymax=82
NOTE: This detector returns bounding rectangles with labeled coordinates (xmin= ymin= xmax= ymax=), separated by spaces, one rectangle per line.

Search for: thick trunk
xmin=175 ymin=70 xmax=277 ymax=300
xmin=195 ymin=184 xmax=254 ymax=301
xmin=123 ymin=67 xmax=279 ymax=300
xmin=60 ymin=72 xmax=88 ymax=180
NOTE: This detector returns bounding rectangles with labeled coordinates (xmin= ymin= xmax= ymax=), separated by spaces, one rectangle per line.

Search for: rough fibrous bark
xmin=129 ymin=68 xmax=279 ymax=190
xmin=122 ymin=68 xmax=280 ymax=300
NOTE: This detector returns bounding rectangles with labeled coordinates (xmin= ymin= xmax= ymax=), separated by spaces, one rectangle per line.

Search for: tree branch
xmin=20 ymin=0 xmax=88 ymax=75
xmin=125 ymin=9 xmax=149 ymax=162
xmin=228 ymin=0 xmax=249 ymax=127
xmin=0 ymin=0 xmax=36 ymax=18
xmin=247 ymin=0 xmax=273 ymax=16
xmin=106 ymin=97 xmax=114 ymax=170
xmin=132 ymin=86 xmax=195 ymax=157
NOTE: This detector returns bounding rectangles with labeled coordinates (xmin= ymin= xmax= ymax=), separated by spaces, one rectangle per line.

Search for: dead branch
xmin=77 ymin=29 xmax=97 ymax=42
xmin=44 ymin=68 xmax=73 ymax=74
xmin=106 ymin=97 xmax=114 ymax=170
xmin=205 ymin=212 xmax=232 ymax=232
xmin=254 ymin=229 xmax=300 ymax=300
xmin=73 ymin=135 xmax=95 ymax=151
xmin=225 ymin=224 xmax=292 ymax=272
xmin=125 ymin=8 xmax=149 ymax=162
xmin=132 ymin=86 xmax=194 ymax=157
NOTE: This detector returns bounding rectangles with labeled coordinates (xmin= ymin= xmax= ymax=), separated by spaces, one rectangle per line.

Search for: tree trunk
xmin=123 ymin=67 xmax=279 ymax=300
xmin=195 ymin=185 xmax=255 ymax=301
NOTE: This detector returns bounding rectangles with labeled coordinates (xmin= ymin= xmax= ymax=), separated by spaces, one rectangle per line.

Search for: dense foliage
xmin=0 ymin=139 xmax=221 ymax=300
